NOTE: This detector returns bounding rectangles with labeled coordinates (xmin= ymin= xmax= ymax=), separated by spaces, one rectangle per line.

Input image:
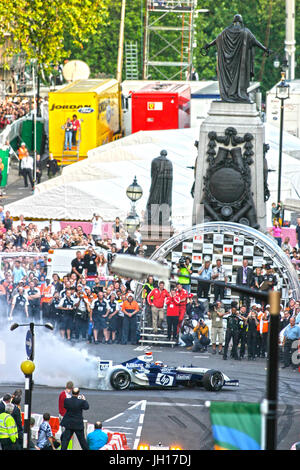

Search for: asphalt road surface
xmin=1 ymin=341 xmax=299 ymax=450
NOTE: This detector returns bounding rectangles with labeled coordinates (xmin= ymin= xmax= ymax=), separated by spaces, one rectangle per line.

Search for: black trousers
xmin=223 ymin=329 xmax=239 ymax=359
xmin=197 ymin=282 xmax=210 ymax=299
xmin=238 ymin=330 xmax=247 ymax=358
xmin=23 ymin=168 xmax=34 ymax=188
xmin=28 ymin=303 xmax=40 ymax=322
xmin=74 ymin=315 xmax=88 ymax=339
xmin=283 ymin=339 xmax=298 ymax=367
xmin=61 ymin=428 xmax=88 ymax=450
xmin=0 ymin=438 xmax=19 ymax=450
xmin=214 ymin=285 xmax=225 ymax=301
xmin=167 ymin=316 xmax=179 ymax=340
xmin=247 ymin=330 xmax=257 ymax=358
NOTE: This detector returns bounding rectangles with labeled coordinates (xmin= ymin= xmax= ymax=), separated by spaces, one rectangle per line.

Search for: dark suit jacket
xmin=236 ymin=266 xmax=253 ymax=287
xmin=60 ymin=396 xmax=89 ymax=430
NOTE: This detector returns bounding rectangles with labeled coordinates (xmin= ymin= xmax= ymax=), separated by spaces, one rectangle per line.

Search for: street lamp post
xmin=124 ymin=176 xmax=143 ymax=235
xmin=10 ymin=321 xmax=53 ymax=449
xmin=275 ymin=70 xmax=290 ymax=204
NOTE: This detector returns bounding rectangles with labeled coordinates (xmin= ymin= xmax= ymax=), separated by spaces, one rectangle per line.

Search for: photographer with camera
xmin=60 ymin=387 xmax=89 ymax=450
xmin=186 ymin=294 xmax=205 ymax=321
xmin=207 ymin=301 xmax=226 ymax=355
xmin=177 ymin=256 xmax=192 ymax=293
xmin=191 ymin=318 xmax=210 ymax=353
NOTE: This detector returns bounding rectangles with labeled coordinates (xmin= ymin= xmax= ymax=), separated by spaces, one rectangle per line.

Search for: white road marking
xmin=128 ymin=401 xmax=204 ymax=408
xmin=105 ymin=412 xmax=124 ymax=422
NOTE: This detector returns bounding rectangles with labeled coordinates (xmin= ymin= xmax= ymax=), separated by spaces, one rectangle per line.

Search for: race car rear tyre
xmin=202 ymin=369 xmax=224 ymax=392
xmin=110 ymin=369 xmax=131 ymax=390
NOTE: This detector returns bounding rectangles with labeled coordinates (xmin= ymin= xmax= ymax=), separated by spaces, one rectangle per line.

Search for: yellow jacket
xmin=193 ymin=323 xmax=209 ymax=340
xmin=0 ymin=412 xmax=18 ymax=443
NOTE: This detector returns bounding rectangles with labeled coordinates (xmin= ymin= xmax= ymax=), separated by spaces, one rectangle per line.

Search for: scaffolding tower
xmin=143 ymin=0 xmax=197 ymax=80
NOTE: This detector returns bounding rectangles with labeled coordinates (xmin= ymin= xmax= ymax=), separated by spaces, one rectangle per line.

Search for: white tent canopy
xmin=5 ymin=124 xmax=300 ymax=227
xmin=6 ymin=128 xmax=198 ymax=225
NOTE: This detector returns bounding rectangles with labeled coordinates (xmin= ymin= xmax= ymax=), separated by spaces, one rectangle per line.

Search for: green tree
xmin=0 ymin=0 xmax=109 ymax=110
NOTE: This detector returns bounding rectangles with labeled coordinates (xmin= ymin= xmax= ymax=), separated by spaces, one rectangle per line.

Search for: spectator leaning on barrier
xmin=197 ymin=259 xmax=212 ymax=299
xmin=87 ymin=421 xmax=108 ymax=450
xmin=36 ymin=413 xmax=56 ymax=450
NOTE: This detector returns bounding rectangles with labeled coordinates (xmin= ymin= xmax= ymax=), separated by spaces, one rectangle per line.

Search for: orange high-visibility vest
xmin=41 ymin=285 xmax=53 ymax=303
xmin=257 ymin=312 xmax=269 ymax=334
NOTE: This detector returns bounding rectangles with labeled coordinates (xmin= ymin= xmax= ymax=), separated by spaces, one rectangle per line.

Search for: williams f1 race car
xmin=97 ymin=352 xmax=239 ymax=392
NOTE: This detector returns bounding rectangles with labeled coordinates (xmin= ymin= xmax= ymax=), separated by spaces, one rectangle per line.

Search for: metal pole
xmin=32 ymin=62 xmax=37 ymax=190
xmin=23 ymin=323 xmax=34 ymax=450
xmin=264 ymin=291 xmax=281 ymax=450
xmin=277 ymin=98 xmax=284 ymax=204
xmin=116 ymin=0 xmax=126 ymax=83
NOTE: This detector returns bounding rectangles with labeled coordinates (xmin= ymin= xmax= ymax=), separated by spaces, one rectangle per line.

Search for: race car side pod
xmin=171 ymin=273 xmax=269 ymax=301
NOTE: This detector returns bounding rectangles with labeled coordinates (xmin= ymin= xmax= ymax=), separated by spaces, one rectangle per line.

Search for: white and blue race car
xmin=97 ymin=352 xmax=239 ymax=392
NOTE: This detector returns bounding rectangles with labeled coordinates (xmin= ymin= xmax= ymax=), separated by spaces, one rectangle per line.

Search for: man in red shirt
xmin=175 ymin=282 xmax=188 ymax=334
xmin=147 ymin=281 xmax=169 ymax=334
xmin=58 ymin=381 xmax=74 ymax=420
xmin=166 ymin=288 xmax=180 ymax=342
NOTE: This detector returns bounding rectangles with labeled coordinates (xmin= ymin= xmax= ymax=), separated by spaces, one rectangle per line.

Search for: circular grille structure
xmin=137 ymin=222 xmax=300 ymax=303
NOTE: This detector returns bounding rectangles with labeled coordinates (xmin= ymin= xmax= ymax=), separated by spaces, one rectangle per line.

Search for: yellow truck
xmin=48 ymin=79 xmax=122 ymax=165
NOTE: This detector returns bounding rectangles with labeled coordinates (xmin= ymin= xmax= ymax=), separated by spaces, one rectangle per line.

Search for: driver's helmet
xmin=155 ymin=361 xmax=164 ymax=367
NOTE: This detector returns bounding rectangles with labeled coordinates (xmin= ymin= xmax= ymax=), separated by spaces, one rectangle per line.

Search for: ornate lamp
xmin=275 ymin=71 xmax=290 ymax=205
xmin=124 ymin=176 xmax=143 ymax=234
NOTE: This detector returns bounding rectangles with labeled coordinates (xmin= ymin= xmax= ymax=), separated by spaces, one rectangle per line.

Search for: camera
xmin=178 ymin=256 xmax=186 ymax=268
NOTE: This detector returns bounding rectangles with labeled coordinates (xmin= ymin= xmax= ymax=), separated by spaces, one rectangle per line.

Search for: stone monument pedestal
xmin=140 ymin=224 xmax=174 ymax=257
xmin=192 ymin=101 xmax=267 ymax=231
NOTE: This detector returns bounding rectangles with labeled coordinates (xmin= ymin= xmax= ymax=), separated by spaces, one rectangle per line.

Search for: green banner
xmin=209 ymin=401 xmax=262 ymax=450
xmin=0 ymin=149 xmax=9 ymax=187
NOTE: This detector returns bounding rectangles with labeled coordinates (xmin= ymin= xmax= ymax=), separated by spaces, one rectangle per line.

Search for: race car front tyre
xmin=110 ymin=369 xmax=131 ymax=390
xmin=202 ymin=370 xmax=224 ymax=392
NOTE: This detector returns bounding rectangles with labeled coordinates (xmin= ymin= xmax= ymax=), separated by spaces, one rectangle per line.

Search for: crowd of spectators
xmin=0 ymin=96 xmax=30 ymax=131
xmin=0 ymin=202 xmax=298 ymax=373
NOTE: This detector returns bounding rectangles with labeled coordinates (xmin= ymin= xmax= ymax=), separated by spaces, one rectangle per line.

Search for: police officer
xmin=27 ymin=280 xmax=41 ymax=322
xmin=90 ymin=291 xmax=109 ymax=344
xmin=58 ymin=288 xmax=76 ymax=341
xmin=9 ymin=286 xmax=29 ymax=322
xmin=223 ymin=301 xmax=244 ymax=360
xmin=106 ymin=292 xmax=120 ymax=344
xmin=49 ymin=291 xmax=61 ymax=331
xmin=262 ymin=265 xmax=277 ymax=290
xmin=74 ymin=286 xmax=90 ymax=341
